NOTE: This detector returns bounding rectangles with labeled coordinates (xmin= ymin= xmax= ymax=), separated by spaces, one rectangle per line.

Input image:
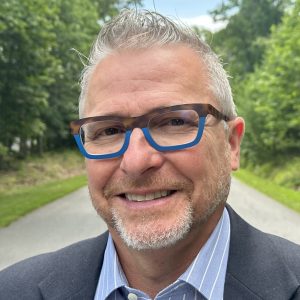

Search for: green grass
xmin=0 ymin=175 xmax=87 ymax=228
xmin=234 ymin=169 xmax=300 ymax=213
xmin=0 ymin=150 xmax=87 ymax=228
xmin=1 ymin=150 xmax=299 ymax=228
xmin=242 ymin=157 xmax=300 ymax=190
xmin=0 ymin=150 xmax=86 ymax=193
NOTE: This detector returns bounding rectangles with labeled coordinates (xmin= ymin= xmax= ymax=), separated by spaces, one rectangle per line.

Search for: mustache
xmin=103 ymin=175 xmax=193 ymax=198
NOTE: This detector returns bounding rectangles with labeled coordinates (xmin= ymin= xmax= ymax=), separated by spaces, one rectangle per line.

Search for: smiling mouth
xmin=119 ymin=190 xmax=176 ymax=202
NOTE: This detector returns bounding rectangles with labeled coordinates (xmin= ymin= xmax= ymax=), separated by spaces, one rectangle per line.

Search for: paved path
xmin=0 ymin=178 xmax=299 ymax=270
xmin=228 ymin=178 xmax=300 ymax=243
xmin=0 ymin=188 xmax=107 ymax=270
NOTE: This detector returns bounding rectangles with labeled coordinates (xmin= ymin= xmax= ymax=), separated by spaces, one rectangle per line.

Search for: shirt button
xmin=128 ymin=292 xmax=138 ymax=300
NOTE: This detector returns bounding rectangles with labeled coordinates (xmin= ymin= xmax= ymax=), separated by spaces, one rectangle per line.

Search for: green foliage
xmin=0 ymin=0 xmax=141 ymax=167
xmin=199 ymin=0 xmax=299 ymax=188
xmin=42 ymin=0 xmax=99 ymax=151
xmin=209 ymin=0 xmax=288 ymax=83
xmin=0 ymin=150 xmax=85 ymax=193
xmin=240 ymin=157 xmax=300 ymax=190
xmin=0 ymin=0 xmax=60 ymax=158
xmin=273 ymin=158 xmax=300 ymax=189
xmin=240 ymin=0 xmax=300 ymax=163
xmin=0 ymin=143 xmax=10 ymax=170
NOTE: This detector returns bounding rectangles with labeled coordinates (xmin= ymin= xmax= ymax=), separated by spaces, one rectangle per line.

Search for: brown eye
xmin=104 ymin=127 xmax=122 ymax=135
xmin=169 ymin=119 xmax=185 ymax=126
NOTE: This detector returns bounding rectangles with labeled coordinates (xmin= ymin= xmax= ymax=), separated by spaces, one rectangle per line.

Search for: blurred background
xmin=0 ymin=0 xmax=299 ymax=229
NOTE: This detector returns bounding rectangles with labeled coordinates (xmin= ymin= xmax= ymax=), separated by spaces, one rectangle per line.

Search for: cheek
xmin=163 ymin=147 xmax=210 ymax=194
xmin=170 ymin=131 xmax=230 ymax=187
xmin=85 ymin=159 xmax=119 ymax=192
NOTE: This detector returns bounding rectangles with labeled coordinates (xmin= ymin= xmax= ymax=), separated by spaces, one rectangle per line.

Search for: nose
xmin=119 ymin=128 xmax=165 ymax=178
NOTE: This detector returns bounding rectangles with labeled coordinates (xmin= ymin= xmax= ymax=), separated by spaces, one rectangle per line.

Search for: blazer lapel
xmin=224 ymin=205 xmax=299 ymax=299
xmin=38 ymin=232 xmax=108 ymax=300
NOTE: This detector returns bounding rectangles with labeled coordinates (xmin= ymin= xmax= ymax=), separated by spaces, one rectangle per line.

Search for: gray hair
xmin=79 ymin=9 xmax=236 ymax=118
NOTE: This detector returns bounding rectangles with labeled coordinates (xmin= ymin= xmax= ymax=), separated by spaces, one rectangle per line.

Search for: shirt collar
xmin=96 ymin=208 xmax=230 ymax=300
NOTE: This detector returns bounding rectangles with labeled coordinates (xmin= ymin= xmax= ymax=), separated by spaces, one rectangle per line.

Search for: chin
xmin=110 ymin=204 xmax=194 ymax=250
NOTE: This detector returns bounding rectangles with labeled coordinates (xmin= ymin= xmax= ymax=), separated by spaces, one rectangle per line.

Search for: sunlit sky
xmin=141 ymin=0 xmax=226 ymax=31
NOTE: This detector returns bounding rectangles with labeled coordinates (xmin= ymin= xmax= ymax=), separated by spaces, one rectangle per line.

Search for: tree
xmin=0 ymin=0 xmax=61 ymax=158
xmin=240 ymin=0 xmax=300 ymax=163
xmin=43 ymin=0 xmax=142 ymax=152
xmin=0 ymin=0 xmax=142 ymax=167
xmin=209 ymin=0 xmax=288 ymax=83
xmin=41 ymin=0 xmax=99 ymax=152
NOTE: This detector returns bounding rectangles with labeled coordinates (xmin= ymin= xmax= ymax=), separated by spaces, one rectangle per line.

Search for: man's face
xmin=84 ymin=45 xmax=243 ymax=250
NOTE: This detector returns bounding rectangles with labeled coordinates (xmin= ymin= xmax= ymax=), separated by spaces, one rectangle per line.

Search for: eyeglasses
xmin=70 ymin=103 xmax=232 ymax=160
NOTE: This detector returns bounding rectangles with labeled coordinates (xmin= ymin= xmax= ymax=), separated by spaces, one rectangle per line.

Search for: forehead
xmin=84 ymin=45 xmax=214 ymax=117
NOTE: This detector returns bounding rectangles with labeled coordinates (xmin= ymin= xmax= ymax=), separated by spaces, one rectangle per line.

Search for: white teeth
xmin=145 ymin=193 xmax=154 ymax=201
xmin=154 ymin=191 xmax=161 ymax=198
xmin=125 ymin=190 xmax=172 ymax=202
xmin=136 ymin=194 xmax=145 ymax=201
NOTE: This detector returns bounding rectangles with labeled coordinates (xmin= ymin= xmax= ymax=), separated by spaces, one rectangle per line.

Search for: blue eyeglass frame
xmin=69 ymin=103 xmax=233 ymax=160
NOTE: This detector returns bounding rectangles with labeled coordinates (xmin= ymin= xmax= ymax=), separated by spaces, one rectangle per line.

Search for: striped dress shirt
xmin=94 ymin=208 xmax=230 ymax=300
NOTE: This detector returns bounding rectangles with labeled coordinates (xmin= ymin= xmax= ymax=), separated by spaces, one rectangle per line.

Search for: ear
xmin=228 ymin=117 xmax=245 ymax=171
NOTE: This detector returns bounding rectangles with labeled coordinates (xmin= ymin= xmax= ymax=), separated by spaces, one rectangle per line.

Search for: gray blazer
xmin=0 ymin=205 xmax=300 ymax=299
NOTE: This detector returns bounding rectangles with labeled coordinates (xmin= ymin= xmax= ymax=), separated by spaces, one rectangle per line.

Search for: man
xmin=0 ymin=9 xmax=300 ymax=300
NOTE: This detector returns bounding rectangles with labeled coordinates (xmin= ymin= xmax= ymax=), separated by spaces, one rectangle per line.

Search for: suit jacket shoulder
xmin=1 ymin=207 xmax=300 ymax=300
xmin=0 ymin=232 xmax=108 ymax=300
xmin=225 ymin=205 xmax=300 ymax=300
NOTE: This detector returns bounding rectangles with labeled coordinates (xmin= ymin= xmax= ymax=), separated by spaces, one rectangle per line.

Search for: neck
xmin=110 ymin=206 xmax=223 ymax=298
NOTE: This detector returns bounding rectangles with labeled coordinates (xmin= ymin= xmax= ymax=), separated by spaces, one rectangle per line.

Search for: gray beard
xmin=111 ymin=201 xmax=194 ymax=251
xmin=109 ymin=175 xmax=231 ymax=251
